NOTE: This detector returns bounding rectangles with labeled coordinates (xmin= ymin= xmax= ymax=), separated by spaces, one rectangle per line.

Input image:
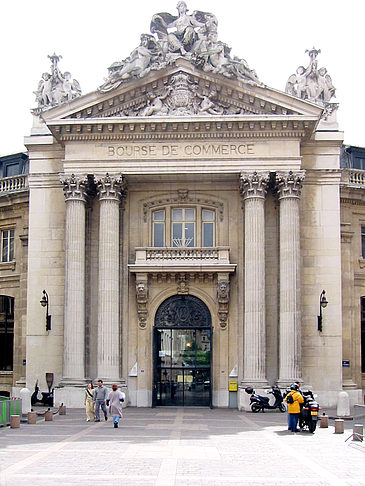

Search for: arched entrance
xmin=153 ymin=294 xmax=212 ymax=407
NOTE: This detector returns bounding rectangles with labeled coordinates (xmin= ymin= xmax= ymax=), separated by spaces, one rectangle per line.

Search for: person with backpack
xmin=285 ymin=383 xmax=304 ymax=432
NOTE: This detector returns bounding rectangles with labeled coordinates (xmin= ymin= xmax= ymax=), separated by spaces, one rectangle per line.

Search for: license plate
xmin=311 ymin=411 xmax=318 ymax=416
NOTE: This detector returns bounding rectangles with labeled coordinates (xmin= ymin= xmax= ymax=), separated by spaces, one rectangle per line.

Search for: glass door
xmin=153 ymin=327 xmax=212 ymax=407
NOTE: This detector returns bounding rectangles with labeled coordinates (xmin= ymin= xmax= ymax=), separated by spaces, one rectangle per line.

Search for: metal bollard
xmin=353 ymin=423 xmax=363 ymax=442
xmin=44 ymin=409 xmax=53 ymax=421
xmin=10 ymin=415 xmax=20 ymax=428
xmin=320 ymin=415 xmax=328 ymax=428
xmin=335 ymin=418 xmax=344 ymax=434
xmin=28 ymin=411 xmax=37 ymax=424
xmin=59 ymin=404 xmax=66 ymax=415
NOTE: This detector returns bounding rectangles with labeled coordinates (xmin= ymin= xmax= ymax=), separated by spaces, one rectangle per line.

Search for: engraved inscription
xmin=106 ymin=142 xmax=255 ymax=159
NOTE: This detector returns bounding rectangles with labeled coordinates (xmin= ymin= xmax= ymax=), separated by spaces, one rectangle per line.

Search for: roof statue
xmin=32 ymin=54 xmax=82 ymax=114
xmin=99 ymin=1 xmax=261 ymax=93
xmin=285 ymin=48 xmax=338 ymax=119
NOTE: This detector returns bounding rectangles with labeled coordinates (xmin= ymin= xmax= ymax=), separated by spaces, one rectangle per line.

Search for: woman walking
xmin=108 ymin=384 xmax=125 ymax=428
xmin=84 ymin=382 xmax=95 ymax=422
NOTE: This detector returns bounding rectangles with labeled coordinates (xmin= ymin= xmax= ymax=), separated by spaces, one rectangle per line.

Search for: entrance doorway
xmin=153 ymin=295 xmax=212 ymax=407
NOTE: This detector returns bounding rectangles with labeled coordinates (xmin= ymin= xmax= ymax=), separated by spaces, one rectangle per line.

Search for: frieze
xmin=106 ymin=141 xmax=255 ymax=159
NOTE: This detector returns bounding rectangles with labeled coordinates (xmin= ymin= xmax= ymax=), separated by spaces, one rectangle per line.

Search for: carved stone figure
xmin=99 ymin=2 xmax=261 ymax=94
xmin=32 ymin=53 xmax=82 ymax=114
xmin=285 ymin=48 xmax=338 ymax=118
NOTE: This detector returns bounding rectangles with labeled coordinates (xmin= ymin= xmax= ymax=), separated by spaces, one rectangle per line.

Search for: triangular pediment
xmin=42 ymin=59 xmax=322 ymax=142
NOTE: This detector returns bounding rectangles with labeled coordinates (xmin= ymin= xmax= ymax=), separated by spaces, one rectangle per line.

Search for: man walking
xmin=93 ymin=379 xmax=108 ymax=422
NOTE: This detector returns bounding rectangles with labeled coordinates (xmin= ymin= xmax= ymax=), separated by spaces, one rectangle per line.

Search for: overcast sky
xmin=1 ymin=0 xmax=363 ymax=156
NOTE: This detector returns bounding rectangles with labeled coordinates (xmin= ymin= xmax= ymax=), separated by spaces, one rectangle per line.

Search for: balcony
xmin=129 ymin=246 xmax=236 ymax=274
xmin=342 ymin=169 xmax=365 ymax=188
xmin=0 ymin=175 xmax=28 ymax=195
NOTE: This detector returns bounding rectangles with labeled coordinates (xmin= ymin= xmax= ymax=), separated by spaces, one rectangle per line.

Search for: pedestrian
xmin=284 ymin=383 xmax=304 ymax=432
xmin=108 ymin=384 xmax=125 ymax=428
xmin=84 ymin=382 xmax=95 ymax=422
xmin=93 ymin=379 xmax=108 ymax=422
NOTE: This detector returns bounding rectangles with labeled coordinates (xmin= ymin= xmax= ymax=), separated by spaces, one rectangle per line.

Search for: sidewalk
xmin=0 ymin=407 xmax=364 ymax=486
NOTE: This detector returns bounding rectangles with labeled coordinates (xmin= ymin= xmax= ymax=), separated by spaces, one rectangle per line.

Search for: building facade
xmin=0 ymin=152 xmax=28 ymax=396
xmin=2 ymin=4 xmax=360 ymax=408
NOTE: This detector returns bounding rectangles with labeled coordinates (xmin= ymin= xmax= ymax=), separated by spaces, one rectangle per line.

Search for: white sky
xmin=1 ymin=0 xmax=363 ymax=156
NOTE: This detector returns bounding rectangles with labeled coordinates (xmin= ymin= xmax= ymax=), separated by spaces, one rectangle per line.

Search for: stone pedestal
xmin=10 ymin=415 xmax=20 ymax=428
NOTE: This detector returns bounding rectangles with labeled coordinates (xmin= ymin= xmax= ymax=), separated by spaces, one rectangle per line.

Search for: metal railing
xmin=0 ymin=175 xmax=28 ymax=194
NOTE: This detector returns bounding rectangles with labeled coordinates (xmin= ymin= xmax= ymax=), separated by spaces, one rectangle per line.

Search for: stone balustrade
xmin=136 ymin=246 xmax=230 ymax=263
xmin=0 ymin=175 xmax=28 ymax=194
xmin=342 ymin=169 xmax=365 ymax=187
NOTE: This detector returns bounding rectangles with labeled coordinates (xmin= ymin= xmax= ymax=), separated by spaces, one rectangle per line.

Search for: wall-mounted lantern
xmin=317 ymin=290 xmax=328 ymax=332
xmin=40 ymin=289 xmax=51 ymax=331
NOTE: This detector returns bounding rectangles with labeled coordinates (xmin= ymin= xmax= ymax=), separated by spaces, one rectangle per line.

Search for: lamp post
xmin=40 ymin=289 xmax=51 ymax=331
xmin=317 ymin=289 xmax=328 ymax=332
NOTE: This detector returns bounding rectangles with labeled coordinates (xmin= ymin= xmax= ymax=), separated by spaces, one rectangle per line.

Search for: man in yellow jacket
xmin=284 ymin=383 xmax=304 ymax=432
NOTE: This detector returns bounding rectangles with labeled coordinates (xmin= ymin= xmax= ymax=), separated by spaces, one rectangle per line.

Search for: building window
xmin=172 ymin=208 xmax=195 ymax=247
xmin=152 ymin=207 xmax=216 ymax=247
xmin=202 ymin=209 xmax=215 ymax=247
xmin=361 ymin=297 xmax=365 ymax=373
xmin=0 ymin=296 xmax=14 ymax=371
xmin=153 ymin=210 xmax=165 ymax=247
xmin=1 ymin=230 xmax=14 ymax=262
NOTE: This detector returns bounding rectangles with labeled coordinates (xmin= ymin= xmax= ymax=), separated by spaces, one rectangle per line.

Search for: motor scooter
xmin=245 ymin=385 xmax=286 ymax=413
xmin=299 ymin=390 xmax=320 ymax=433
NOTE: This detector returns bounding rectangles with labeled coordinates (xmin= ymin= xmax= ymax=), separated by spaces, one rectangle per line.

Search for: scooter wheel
xmin=251 ymin=403 xmax=261 ymax=413
xmin=279 ymin=403 xmax=286 ymax=413
xmin=308 ymin=421 xmax=317 ymax=433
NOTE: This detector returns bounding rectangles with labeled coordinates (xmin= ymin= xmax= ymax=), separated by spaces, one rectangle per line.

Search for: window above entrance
xmin=152 ymin=206 xmax=215 ymax=248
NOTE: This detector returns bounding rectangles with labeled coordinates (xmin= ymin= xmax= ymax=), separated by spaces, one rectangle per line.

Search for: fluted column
xmin=96 ymin=173 xmax=127 ymax=381
xmin=240 ymin=171 xmax=270 ymax=385
xmin=61 ymin=174 xmax=88 ymax=383
xmin=277 ymin=170 xmax=305 ymax=385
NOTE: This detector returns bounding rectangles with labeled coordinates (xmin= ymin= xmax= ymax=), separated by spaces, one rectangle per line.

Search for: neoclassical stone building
xmin=17 ymin=4 xmax=363 ymax=408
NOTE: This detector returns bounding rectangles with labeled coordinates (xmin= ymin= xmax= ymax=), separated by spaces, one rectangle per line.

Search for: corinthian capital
xmin=95 ymin=173 xmax=127 ymax=204
xmin=276 ymin=170 xmax=305 ymax=199
xmin=61 ymin=173 xmax=88 ymax=202
xmin=240 ymin=171 xmax=270 ymax=201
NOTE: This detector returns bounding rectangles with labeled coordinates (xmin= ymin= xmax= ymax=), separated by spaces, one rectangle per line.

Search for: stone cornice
xmin=46 ymin=115 xmax=317 ymax=143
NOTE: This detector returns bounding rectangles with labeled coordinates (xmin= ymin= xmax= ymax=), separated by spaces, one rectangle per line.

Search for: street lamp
xmin=40 ymin=289 xmax=51 ymax=331
xmin=317 ymin=290 xmax=328 ymax=332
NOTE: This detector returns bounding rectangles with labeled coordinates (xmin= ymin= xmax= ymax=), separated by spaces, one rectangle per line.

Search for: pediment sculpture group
xmin=32 ymin=2 xmax=337 ymax=119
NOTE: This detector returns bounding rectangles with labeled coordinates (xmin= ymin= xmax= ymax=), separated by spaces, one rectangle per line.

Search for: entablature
xmin=47 ymin=115 xmax=317 ymax=143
